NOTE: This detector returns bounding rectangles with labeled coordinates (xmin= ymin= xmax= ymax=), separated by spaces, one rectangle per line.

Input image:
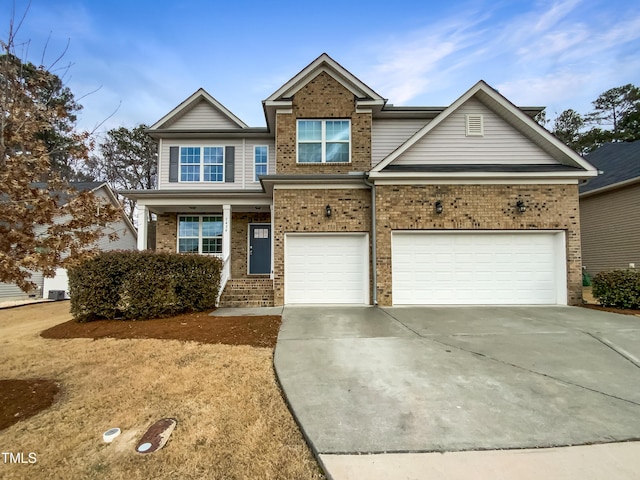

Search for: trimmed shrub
xmin=68 ymin=251 xmax=222 ymax=321
xmin=592 ymin=269 xmax=640 ymax=309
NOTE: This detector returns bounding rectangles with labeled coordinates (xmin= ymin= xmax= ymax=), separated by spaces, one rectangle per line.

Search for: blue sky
xmin=3 ymin=0 xmax=639 ymax=135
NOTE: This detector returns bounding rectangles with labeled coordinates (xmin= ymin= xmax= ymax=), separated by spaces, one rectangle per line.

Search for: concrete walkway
xmin=274 ymin=306 xmax=640 ymax=479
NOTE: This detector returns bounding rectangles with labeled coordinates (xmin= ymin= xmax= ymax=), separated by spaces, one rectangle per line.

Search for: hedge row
xmin=592 ymin=269 xmax=640 ymax=309
xmin=68 ymin=251 xmax=222 ymax=321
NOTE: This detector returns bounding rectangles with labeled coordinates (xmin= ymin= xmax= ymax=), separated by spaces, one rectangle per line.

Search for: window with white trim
xmin=178 ymin=215 xmax=223 ymax=254
xmin=254 ymin=145 xmax=268 ymax=181
xmin=180 ymin=146 xmax=224 ymax=182
xmin=297 ymin=119 xmax=350 ymax=163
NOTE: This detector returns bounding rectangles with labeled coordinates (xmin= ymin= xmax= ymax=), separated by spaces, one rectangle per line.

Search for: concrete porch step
xmin=218 ymin=278 xmax=274 ymax=308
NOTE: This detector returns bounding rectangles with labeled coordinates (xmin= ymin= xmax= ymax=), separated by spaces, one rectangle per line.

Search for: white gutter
xmin=579 ymin=176 xmax=640 ymax=198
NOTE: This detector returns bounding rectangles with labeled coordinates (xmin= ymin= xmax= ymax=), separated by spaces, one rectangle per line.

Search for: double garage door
xmin=283 ymin=231 xmax=566 ymax=305
xmin=392 ymin=231 xmax=566 ymax=305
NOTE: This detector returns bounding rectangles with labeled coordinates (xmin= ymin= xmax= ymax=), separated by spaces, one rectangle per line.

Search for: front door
xmin=249 ymin=224 xmax=271 ymax=274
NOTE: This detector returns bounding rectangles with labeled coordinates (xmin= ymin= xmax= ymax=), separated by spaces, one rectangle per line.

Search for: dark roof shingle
xmin=580 ymin=141 xmax=640 ymax=194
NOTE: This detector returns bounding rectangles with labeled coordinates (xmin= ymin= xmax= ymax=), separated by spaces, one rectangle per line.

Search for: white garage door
xmin=285 ymin=234 xmax=369 ymax=304
xmin=392 ymin=231 xmax=566 ymax=305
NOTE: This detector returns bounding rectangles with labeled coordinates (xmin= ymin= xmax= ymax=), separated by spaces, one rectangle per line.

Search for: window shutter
xmin=225 ymin=146 xmax=235 ymax=183
xmin=169 ymin=146 xmax=179 ymax=182
xmin=466 ymin=114 xmax=484 ymax=136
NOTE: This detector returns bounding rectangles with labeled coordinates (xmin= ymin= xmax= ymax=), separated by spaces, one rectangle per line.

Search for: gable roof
xmin=371 ymin=80 xmax=598 ymax=178
xmin=265 ymin=53 xmax=385 ymax=104
xmin=30 ymin=181 xmax=137 ymax=238
xmin=580 ymin=141 xmax=640 ymax=195
xmin=30 ymin=181 xmax=105 ymax=205
xmin=262 ymin=53 xmax=386 ymax=130
xmin=149 ymin=88 xmax=248 ymax=130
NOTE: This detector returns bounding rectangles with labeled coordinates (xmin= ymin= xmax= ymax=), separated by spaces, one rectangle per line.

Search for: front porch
xmin=128 ymin=190 xmax=275 ymax=307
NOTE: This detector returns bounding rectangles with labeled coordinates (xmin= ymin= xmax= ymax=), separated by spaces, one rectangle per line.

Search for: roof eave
xmin=580 ymin=176 xmax=640 ymax=198
xmin=119 ymin=189 xmax=270 ymax=201
xmin=147 ymin=128 xmax=272 ymax=140
xmin=368 ymin=170 xmax=598 ymax=181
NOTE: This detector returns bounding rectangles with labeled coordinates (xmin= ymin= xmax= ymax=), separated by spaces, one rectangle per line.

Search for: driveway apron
xmin=274 ymin=306 xmax=640 ymax=454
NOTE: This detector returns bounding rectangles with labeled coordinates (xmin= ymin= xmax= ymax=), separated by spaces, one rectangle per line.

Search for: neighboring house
xmin=123 ymin=53 xmax=597 ymax=307
xmin=579 ymin=141 xmax=640 ymax=276
xmin=0 ymin=182 xmax=137 ymax=301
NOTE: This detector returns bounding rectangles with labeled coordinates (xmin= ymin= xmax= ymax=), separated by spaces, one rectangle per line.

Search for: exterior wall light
xmin=435 ymin=200 xmax=443 ymax=214
xmin=516 ymin=200 xmax=526 ymax=213
xmin=326 ymin=204 xmax=332 ymax=218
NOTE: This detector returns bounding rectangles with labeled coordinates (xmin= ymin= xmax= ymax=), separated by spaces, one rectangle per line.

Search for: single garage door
xmin=285 ymin=233 xmax=369 ymax=304
xmin=392 ymin=231 xmax=566 ymax=305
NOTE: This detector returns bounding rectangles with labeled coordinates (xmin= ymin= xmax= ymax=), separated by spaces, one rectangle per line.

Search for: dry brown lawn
xmin=0 ymin=302 xmax=324 ymax=479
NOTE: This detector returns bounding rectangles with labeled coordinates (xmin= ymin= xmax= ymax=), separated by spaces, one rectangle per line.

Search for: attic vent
xmin=466 ymin=114 xmax=484 ymax=136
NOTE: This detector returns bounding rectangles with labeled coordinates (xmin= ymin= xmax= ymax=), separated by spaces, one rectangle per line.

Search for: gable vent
xmin=466 ymin=114 xmax=484 ymax=136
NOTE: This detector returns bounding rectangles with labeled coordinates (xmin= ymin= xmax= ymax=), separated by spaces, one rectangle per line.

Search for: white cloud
xmin=531 ymin=0 xmax=583 ymax=33
xmin=495 ymin=70 xmax=598 ymax=110
xmin=357 ymin=0 xmax=640 ymax=116
xmin=362 ymin=13 xmax=491 ymax=104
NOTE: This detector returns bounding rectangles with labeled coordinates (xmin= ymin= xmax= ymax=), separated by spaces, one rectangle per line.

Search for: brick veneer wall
xmin=375 ymin=184 xmax=583 ymax=306
xmin=231 ymin=212 xmax=271 ymax=278
xmin=275 ymin=72 xmax=371 ymax=174
xmin=273 ymin=188 xmax=371 ymax=305
xmin=156 ymin=213 xmax=177 ymax=252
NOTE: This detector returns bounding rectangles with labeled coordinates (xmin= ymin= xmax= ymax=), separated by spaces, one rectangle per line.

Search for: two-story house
xmin=123 ymin=54 xmax=597 ymax=307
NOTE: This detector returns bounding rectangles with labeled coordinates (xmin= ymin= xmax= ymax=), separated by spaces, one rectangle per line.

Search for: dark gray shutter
xmin=169 ymin=146 xmax=179 ymax=182
xmin=225 ymin=146 xmax=235 ymax=183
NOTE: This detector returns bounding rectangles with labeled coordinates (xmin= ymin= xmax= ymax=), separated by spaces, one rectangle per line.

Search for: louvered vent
xmin=466 ymin=114 xmax=484 ymax=136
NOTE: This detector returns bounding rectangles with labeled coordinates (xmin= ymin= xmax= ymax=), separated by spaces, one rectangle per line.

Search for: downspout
xmin=363 ymin=173 xmax=377 ymax=305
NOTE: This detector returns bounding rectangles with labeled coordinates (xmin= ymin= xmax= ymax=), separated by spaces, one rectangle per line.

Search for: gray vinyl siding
xmin=580 ymin=184 xmax=640 ymax=275
xmin=371 ymin=119 xmax=428 ymax=167
xmin=92 ymin=188 xmax=137 ymax=251
xmin=166 ymin=100 xmax=241 ymax=129
xmin=159 ymin=139 xmax=275 ymax=190
xmin=0 ymin=223 xmax=46 ymax=300
xmin=394 ymin=98 xmax=557 ymax=165
xmin=0 ymin=272 xmax=44 ymax=301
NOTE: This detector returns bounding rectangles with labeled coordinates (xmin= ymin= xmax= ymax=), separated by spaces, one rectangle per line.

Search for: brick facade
xmin=375 ymin=184 xmax=583 ymax=306
xmin=153 ymin=100 xmax=584 ymax=308
xmin=230 ymin=212 xmax=271 ymax=278
xmin=275 ymin=72 xmax=372 ymax=174
xmin=273 ymin=187 xmax=372 ymax=305
xmin=155 ymin=213 xmax=177 ymax=252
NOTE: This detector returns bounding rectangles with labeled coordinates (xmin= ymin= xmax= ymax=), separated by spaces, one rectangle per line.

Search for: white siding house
xmin=0 ymin=182 xmax=137 ymax=302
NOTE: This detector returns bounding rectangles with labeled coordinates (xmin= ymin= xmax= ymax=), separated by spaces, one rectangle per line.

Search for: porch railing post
xmin=136 ymin=203 xmax=147 ymax=250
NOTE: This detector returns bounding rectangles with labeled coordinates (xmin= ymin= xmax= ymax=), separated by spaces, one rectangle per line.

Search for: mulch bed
xmin=580 ymin=303 xmax=640 ymax=316
xmin=0 ymin=379 xmax=60 ymax=431
xmin=40 ymin=311 xmax=282 ymax=348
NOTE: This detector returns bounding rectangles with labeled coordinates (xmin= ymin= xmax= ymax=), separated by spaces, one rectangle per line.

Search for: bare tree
xmin=87 ymin=124 xmax=157 ymax=222
xmin=0 ymin=6 xmax=119 ymax=291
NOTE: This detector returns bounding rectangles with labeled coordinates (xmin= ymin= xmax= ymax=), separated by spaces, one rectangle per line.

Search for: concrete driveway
xmin=274 ymin=306 xmax=640 ymax=455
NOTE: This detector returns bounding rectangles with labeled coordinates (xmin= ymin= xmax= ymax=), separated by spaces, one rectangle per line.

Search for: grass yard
xmin=0 ymin=302 xmax=324 ymax=479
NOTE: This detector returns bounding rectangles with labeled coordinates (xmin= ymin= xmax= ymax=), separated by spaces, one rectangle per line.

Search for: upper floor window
xmin=297 ymin=120 xmax=350 ymax=163
xmin=180 ymin=146 xmax=224 ymax=182
xmin=178 ymin=215 xmax=222 ymax=254
xmin=254 ymin=146 xmax=268 ymax=181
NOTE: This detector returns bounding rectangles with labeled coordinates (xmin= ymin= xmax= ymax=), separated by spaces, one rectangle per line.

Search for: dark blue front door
xmin=249 ymin=224 xmax=271 ymax=274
